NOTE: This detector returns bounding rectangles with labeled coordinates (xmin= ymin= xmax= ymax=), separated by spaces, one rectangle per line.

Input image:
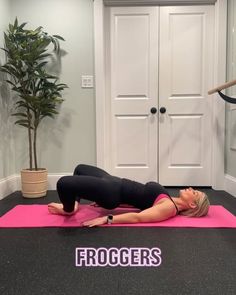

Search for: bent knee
xmin=57 ymin=176 xmax=73 ymax=191
xmin=73 ymin=164 xmax=86 ymax=175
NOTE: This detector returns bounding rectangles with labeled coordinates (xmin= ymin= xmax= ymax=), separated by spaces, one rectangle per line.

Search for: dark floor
xmin=0 ymin=188 xmax=236 ymax=295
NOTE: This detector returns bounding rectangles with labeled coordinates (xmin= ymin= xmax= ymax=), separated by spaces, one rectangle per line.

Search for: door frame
xmin=93 ymin=0 xmax=227 ymax=190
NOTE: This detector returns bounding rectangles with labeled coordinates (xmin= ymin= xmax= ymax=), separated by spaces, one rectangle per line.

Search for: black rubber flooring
xmin=0 ymin=188 xmax=236 ymax=295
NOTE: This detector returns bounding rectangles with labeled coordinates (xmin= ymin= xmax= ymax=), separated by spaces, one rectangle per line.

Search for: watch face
xmin=107 ymin=215 xmax=113 ymax=224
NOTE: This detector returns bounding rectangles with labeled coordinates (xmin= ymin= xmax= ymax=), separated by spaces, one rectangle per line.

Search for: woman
xmin=48 ymin=164 xmax=210 ymax=227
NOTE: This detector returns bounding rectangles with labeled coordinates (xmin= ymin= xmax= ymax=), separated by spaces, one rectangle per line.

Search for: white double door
xmin=107 ymin=5 xmax=214 ymax=186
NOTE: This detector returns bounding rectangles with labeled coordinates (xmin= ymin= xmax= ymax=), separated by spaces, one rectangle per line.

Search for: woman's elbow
xmin=136 ymin=213 xmax=154 ymax=223
xmin=137 ymin=212 xmax=170 ymax=223
xmin=132 ymin=213 xmax=142 ymax=223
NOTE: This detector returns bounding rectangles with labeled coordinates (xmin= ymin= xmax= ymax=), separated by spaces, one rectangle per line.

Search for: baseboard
xmin=0 ymin=174 xmax=19 ymax=200
xmin=47 ymin=173 xmax=71 ymax=190
xmin=224 ymin=174 xmax=236 ymax=198
xmin=0 ymin=173 xmax=71 ymax=200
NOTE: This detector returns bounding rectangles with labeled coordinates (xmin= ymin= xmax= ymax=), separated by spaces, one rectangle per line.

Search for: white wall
xmin=1 ymin=0 xmax=234 ymax=195
xmin=9 ymin=0 xmax=96 ymax=174
xmin=0 ymin=0 xmax=16 ymax=179
xmin=225 ymin=0 xmax=236 ymax=178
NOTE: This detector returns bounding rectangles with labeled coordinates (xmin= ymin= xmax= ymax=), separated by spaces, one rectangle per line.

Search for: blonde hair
xmin=180 ymin=192 xmax=210 ymax=217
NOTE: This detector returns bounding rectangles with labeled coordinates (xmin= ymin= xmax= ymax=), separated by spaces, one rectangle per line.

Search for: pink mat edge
xmin=0 ymin=204 xmax=236 ymax=228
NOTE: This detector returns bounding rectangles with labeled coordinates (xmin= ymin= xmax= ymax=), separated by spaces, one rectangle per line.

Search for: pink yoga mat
xmin=0 ymin=204 xmax=235 ymax=228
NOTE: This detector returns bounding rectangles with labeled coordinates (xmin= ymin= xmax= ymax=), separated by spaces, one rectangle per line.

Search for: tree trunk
xmin=27 ymin=108 xmax=33 ymax=170
xmin=33 ymin=125 xmax=38 ymax=171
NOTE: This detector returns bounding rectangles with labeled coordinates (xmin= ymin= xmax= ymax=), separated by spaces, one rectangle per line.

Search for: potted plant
xmin=0 ymin=18 xmax=68 ymax=198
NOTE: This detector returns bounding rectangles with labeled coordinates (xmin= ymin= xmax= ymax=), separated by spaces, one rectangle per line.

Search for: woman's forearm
xmin=82 ymin=212 xmax=140 ymax=227
xmin=112 ymin=212 xmax=140 ymax=224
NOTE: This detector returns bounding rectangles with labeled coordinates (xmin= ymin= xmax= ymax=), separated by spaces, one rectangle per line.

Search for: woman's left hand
xmin=82 ymin=216 xmax=107 ymax=227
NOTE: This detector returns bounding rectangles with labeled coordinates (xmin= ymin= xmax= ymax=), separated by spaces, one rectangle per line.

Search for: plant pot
xmin=21 ymin=169 xmax=48 ymax=198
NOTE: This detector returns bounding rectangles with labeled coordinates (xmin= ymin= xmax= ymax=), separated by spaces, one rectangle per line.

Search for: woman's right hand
xmin=82 ymin=216 xmax=107 ymax=227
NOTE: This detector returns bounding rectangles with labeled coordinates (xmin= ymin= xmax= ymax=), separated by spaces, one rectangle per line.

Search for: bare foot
xmin=90 ymin=202 xmax=99 ymax=207
xmin=48 ymin=201 xmax=79 ymax=215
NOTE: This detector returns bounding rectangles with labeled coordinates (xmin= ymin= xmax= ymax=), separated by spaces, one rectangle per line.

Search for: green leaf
xmin=5 ymin=80 xmax=16 ymax=87
xmin=36 ymin=61 xmax=48 ymax=69
xmin=9 ymin=23 xmax=14 ymax=32
xmin=13 ymin=18 xmax=18 ymax=29
xmin=12 ymin=113 xmax=28 ymax=117
xmin=0 ymin=47 xmax=9 ymax=54
xmin=14 ymin=119 xmax=30 ymax=125
xmin=15 ymin=101 xmax=29 ymax=108
xmin=35 ymin=26 xmax=43 ymax=32
xmin=52 ymin=35 xmax=65 ymax=41
xmin=19 ymin=22 xmax=27 ymax=30
xmin=17 ymin=123 xmax=34 ymax=129
xmin=37 ymin=53 xmax=51 ymax=60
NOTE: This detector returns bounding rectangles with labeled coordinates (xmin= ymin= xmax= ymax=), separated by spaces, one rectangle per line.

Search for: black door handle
xmin=160 ymin=107 xmax=166 ymax=114
xmin=150 ymin=107 xmax=157 ymax=114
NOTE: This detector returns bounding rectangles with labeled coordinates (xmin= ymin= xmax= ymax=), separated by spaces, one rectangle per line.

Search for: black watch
xmin=107 ymin=214 xmax=113 ymax=224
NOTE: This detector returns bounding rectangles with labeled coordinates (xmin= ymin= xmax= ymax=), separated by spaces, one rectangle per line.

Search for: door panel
xmin=159 ymin=6 xmax=214 ymax=185
xmin=115 ymin=115 xmax=149 ymax=166
xmin=171 ymin=14 xmax=204 ymax=95
xmin=110 ymin=7 xmax=159 ymax=183
xmin=169 ymin=115 xmax=202 ymax=165
xmin=114 ymin=14 xmax=149 ymax=97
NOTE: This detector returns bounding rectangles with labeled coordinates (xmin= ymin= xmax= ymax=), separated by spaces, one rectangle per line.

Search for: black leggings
xmin=57 ymin=164 xmax=123 ymax=212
